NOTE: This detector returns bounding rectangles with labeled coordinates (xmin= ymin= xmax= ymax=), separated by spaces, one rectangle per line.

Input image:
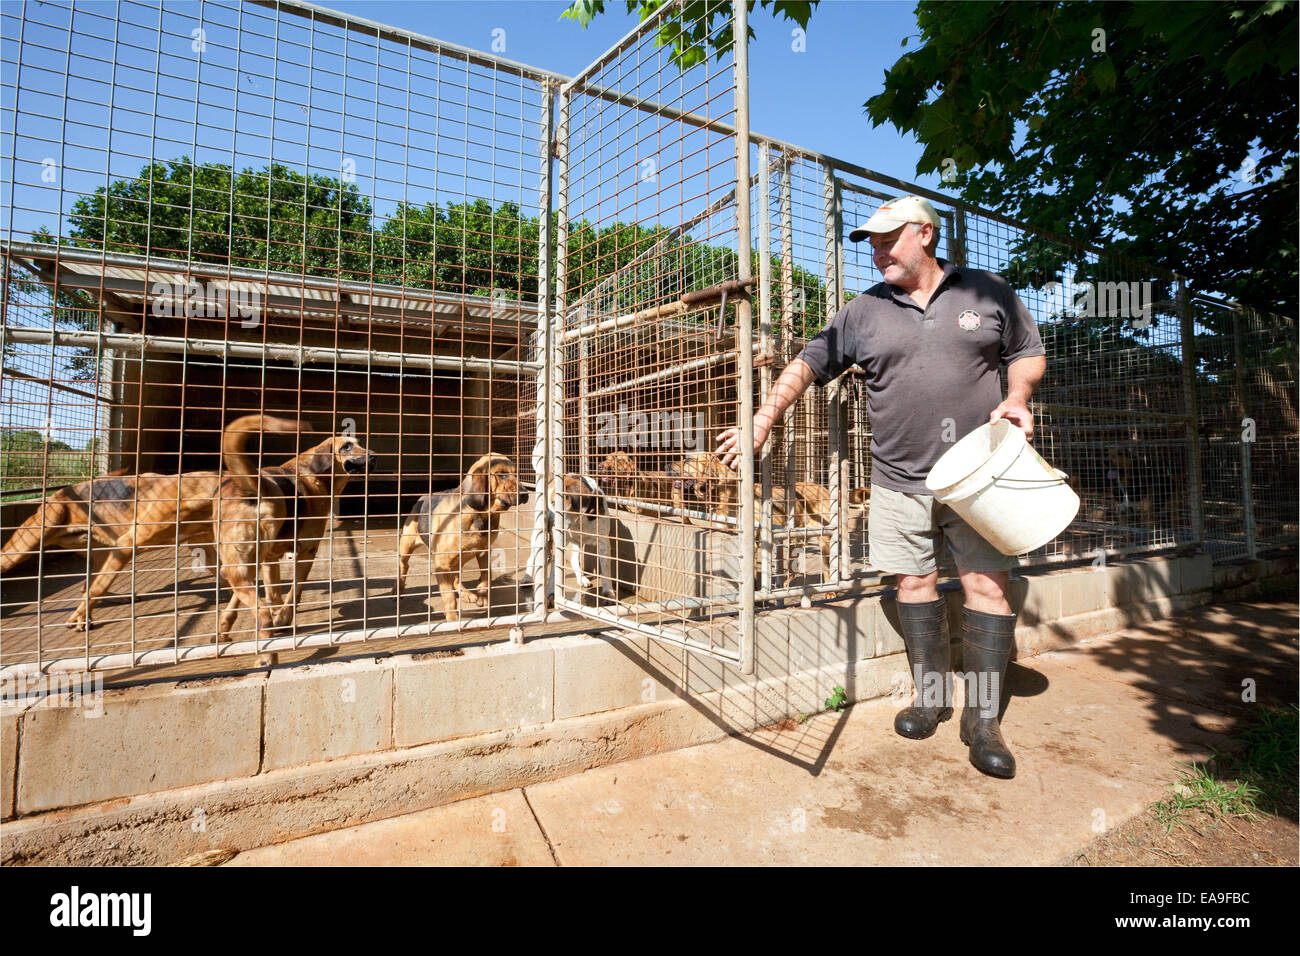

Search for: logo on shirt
xmin=957 ymin=309 xmax=982 ymax=331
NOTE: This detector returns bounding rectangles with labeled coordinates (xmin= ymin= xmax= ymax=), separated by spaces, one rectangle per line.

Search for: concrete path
xmin=227 ymin=597 xmax=1297 ymax=866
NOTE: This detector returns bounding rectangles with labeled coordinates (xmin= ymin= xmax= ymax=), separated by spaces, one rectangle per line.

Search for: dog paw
xmin=579 ymin=575 xmax=593 ymax=590
xmin=459 ymin=589 xmax=484 ymax=607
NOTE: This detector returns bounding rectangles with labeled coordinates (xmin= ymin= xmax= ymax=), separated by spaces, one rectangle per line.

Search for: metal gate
xmin=542 ymin=0 xmax=756 ymax=671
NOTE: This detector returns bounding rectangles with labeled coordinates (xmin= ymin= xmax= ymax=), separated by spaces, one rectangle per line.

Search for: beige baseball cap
xmin=849 ymin=195 xmax=941 ymax=242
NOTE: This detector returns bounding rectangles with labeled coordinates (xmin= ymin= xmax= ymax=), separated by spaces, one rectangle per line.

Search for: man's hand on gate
xmin=716 ymin=418 xmax=771 ymax=471
xmin=989 ymin=401 xmax=1034 ymax=442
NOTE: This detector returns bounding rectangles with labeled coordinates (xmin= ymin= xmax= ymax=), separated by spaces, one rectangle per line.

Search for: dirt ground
xmin=1067 ymin=803 xmax=1298 ymax=866
xmin=1067 ymin=690 xmax=1300 ymax=867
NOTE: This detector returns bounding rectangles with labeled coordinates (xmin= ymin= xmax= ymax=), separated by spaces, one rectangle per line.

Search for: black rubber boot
xmin=959 ymin=607 xmax=1017 ymax=779
xmin=893 ymin=597 xmax=953 ymax=739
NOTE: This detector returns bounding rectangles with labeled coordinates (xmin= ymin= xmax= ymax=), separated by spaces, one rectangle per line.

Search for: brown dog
xmin=245 ymin=431 xmax=376 ymax=629
xmin=791 ymin=481 xmax=834 ymax=567
xmin=212 ymin=415 xmax=313 ymax=642
xmin=673 ymin=451 xmax=740 ymax=526
xmin=595 ymin=451 xmax=681 ymax=517
xmin=0 ymin=414 xmax=304 ymax=638
xmin=394 ymin=453 xmax=520 ymax=620
xmin=0 ymin=468 xmax=220 ymax=629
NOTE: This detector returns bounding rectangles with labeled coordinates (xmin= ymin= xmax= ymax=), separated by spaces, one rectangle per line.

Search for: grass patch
xmin=1150 ymin=704 xmax=1299 ymax=832
xmin=1152 ymin=766 xmax=1260 ymax=833
xmin=1228 ymin=703 xmax=1299 ymax=816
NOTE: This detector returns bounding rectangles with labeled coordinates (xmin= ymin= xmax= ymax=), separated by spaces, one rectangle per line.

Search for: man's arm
xmin=989 ymin=354 xmax=1046 ymax=441
xmin=716 ymin=357 xmax=817 ymax=470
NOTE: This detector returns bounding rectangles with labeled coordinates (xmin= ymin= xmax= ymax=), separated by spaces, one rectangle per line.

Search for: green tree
xmin=22 ymin=157 xmax=378 ymax=378
xmin=565 ymin=1 xmax=1297 ymax=321
xmin=19 ymin=151 xmax=826 ymax=380
xmin=563 ymin=0 xmax=818 ymax=69
xmin=865 ymin=1 xmax=1297 ymax=320
xmin=51 ymin=157 xmax=376 ymax=280
xmin=374 ymin=198 xmax=542 ymax=299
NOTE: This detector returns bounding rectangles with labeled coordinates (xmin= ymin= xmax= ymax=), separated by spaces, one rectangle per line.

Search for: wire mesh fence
xmin=1 ymin=0 xmax=553 ymax=672
xmin=1193 ymin=297 xmax=1299 ymax=562
xmin=552 ymin=0 xmax=755 ymax=665
xmin=0 ymin=0 xmax=1293 ymax=678
xmin=751 ymin=143 xmax=1228 ymax=588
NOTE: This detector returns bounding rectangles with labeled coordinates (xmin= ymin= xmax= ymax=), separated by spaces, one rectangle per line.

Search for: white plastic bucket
xmin=924 ymin=420 xmax=1080 ymax=555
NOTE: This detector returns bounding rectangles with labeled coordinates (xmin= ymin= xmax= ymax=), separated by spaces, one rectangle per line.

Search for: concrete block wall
xmin=1 ymin=550 xmax=1291 ymax=862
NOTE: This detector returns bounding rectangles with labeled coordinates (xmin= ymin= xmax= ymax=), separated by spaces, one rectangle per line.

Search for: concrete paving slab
xmin=1045 ymin=599 xmax=1298 ymax=719
xmin=225 ymin=788 xmax=554 ymax=866
xmin=224 ymin=597 xmax=1297 ymax=866
xmin=521 ymin=674 xmax=1224 ymax=866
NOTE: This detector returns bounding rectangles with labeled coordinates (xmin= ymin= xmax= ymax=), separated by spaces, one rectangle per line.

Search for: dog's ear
xmin=310 ymin=448 xmax=335 ymax=474
xmin=463 ymin=467 xmax=491 ymax=511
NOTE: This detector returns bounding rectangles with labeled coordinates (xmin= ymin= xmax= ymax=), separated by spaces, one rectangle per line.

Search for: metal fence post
xmin=952 ymin=206 xmax=968 ymax=268
xmin=1177 ymin=279 xmax=1205 ymax=550
xmin=577 ymin=335 xmax=590 ymax=476
xmin=529 ymin=81 xmax=559 ymax=617
xmin=778 ymin=153 xmax=799 ymax=495
xmin=757 ymin=140 xmax=774 ymax=596
xmin=734 ymin=0 xmax=756 ymax=674
xmin=823 ymin=163 xmax=847 ymax=584
xmin=1231 ymin=304 xmax=1257 ymax=558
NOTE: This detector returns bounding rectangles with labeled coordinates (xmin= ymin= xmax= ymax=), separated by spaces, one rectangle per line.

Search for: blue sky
xmin=323 ymin=0 xmax=938 ymax=189
xmin=2 ymin=0 xmax=941 ymax=246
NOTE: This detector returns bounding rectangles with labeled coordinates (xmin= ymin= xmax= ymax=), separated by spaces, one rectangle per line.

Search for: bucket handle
xmin=995 ymin=467 xmax=1070 ymax=485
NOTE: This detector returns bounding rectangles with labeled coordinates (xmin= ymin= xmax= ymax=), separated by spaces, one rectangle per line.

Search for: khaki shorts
xmin=868 ymin=483 xmax=1019 ymax=576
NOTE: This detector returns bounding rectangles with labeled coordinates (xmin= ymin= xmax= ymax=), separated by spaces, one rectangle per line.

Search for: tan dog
xmin=595 ymin=451 xmax=681 ymax=517
xmin=213 ymin=415 xmax=313 ymax=642
xmin=791 ymin=481 xmax=834 ymax=566
xmin=394 ymin=453 xmax=520 ymax=620
xmin=0 ymin=414 xmax=305 ymax=639
xmin=251 ymin=432 xmax=375 ymax=629
xmin=595 ymin=451 xmax=638 ymax=502
xmin=673 ymin=451 xmax=740 ymax=526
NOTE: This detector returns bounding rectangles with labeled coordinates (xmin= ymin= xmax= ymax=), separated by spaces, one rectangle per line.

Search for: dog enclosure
xmin=2 ymin=0 xmax=1295 ymax=679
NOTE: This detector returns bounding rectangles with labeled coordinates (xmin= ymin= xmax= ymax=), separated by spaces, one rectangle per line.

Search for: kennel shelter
xmin=1 ymin=0 xmax=1295 ymax=682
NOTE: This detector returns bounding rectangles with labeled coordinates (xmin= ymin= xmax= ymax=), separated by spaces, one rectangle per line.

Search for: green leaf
xmin=1091 ymin=58 xmax=1116 ymax=92
xmin=1225 ymin=37 xmax=1268 ymax=86
xmin=561 ymin=0 xmax=605 ymax=26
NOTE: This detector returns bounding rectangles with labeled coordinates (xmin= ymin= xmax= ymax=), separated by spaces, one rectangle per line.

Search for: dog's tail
xmin=222 ymin=415 xmax=313 ymax=498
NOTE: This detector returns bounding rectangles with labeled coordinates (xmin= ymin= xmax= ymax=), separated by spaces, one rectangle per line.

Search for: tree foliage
xmin=55 ymin=157 xmax=377 ymax=281
xmin=563 ymin=0 xmax=817 ymax=69
xmin=20 ymin=153 xmax=832 ymax=378
xmin=866 ymin=1 xmax=1297 ymax=318
xmin=565 ymin=1 xmax=1296 ymax=321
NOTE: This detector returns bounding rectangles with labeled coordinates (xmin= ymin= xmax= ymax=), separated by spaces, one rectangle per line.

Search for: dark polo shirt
xmin=798 ymin=259 xmax=1045 ymax=494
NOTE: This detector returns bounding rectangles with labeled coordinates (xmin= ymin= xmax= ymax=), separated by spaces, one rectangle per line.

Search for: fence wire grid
xmin=1 ymin=0 xmax=1294 ymax=678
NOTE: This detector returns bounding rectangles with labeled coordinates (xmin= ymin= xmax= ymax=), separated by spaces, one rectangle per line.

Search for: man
xmin=717 ymin=195 xmax=1046 ymax=778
